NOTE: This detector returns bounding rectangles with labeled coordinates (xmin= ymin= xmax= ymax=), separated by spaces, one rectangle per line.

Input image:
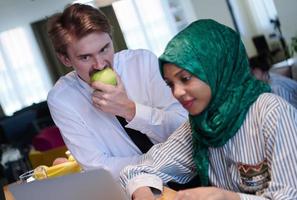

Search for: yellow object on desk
xmin=33 ymin=151 xmax=81 ymax=180
xmin=19 ymin=150 xmax=82 ymax=182
xmin=34 ymin=160 xmax=81 ymax=180
xmin=29 ymin=146 xmax=68 ymax=169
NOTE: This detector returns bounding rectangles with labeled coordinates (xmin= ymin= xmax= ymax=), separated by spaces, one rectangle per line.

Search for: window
xmin=230 ymin=0 xmax=278 ymax=35
xmin=0 ymin=26 xmax=52 ymax=116
xmin=73 ymin=0 xmax=96 ymax=7
xmin=113 ymin=0 xmax=178 ymax=56
xmin=246 ymin=0 xmax=277 ymax=34
xmin=73 ymin=0 xmax=195 ymax=56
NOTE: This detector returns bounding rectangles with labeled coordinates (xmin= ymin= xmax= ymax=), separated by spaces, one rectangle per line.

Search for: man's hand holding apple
xmin=90 ymin=68 xmax=136 ymax=121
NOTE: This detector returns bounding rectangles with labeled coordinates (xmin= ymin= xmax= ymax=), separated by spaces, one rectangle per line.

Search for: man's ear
xmin=57 ymin=53 xmax=72 ymax=67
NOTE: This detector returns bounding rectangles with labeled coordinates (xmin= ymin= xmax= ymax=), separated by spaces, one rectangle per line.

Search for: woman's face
xmin=163 ymin=63 xmax=212 ymax=115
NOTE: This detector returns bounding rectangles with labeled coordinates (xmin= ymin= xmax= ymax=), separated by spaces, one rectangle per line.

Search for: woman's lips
xmin=181 ymin=100 xmax=194 ymax=110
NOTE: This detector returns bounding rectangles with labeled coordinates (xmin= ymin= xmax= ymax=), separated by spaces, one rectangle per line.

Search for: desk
xmin=4 ymin=185 xmax=176 ymax=200
xmin=272 ymin=57 xmax=297 ymax=69
xmin=3 ymin=185 xmax=14 ymax=200
xmin=271 ymin=57 xmax=297 ymax=80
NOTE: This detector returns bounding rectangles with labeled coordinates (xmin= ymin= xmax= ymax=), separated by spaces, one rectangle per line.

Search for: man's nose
xmin=92 ymin=56 xmax=107 ymax=70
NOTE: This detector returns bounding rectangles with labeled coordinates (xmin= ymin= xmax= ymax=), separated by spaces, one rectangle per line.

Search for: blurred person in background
xmin=249 ymin=53 xmax=297 ymax=108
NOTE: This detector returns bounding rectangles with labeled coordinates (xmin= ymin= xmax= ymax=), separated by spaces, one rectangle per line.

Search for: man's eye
xmin=181 ymin=75 xmax=192 ymax=82
xmin=80 ymin=55 xmax=89 ymax=61
xmin=101 ymin=46 xmax=109 ymax=53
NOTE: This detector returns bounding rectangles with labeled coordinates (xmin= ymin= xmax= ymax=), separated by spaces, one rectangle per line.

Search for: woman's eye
xmin=181 ymin=75 xmax=192 ymax=82
xmin=165 ymin=81 xmax=173 ymax=88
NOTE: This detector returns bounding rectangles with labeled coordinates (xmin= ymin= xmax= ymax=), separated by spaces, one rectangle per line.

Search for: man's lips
xmin=181 ymin=99 xmax=195 ymax=109
xmin=89 ymin=70 xmax=98 ymax=77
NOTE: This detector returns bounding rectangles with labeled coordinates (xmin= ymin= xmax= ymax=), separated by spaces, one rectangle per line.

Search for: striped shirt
xmin=269 ymin=73 xmax=297 ymax=109
xmin=120 ymin=93 xmax=297 ymax=199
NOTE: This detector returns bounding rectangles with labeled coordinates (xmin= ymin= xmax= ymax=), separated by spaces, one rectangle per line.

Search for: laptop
xmin=8 ymin=169 xmax=128 ymax=200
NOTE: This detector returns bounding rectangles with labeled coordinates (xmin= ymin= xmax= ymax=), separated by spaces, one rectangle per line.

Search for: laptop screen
xmin=8 ymin=169 xmax=128 ymax=200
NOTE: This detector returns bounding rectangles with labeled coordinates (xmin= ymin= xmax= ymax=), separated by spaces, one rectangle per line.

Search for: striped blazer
xmin=120 ymin=93 xmax=297 ymax=199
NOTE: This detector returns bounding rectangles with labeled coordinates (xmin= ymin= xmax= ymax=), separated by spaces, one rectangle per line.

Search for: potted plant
xmin=291 ymin=36 xmax=297 ymax=56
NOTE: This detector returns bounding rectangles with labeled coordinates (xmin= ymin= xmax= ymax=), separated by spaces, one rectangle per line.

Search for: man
xmin=46 ymin=3 xmax=187 ymax=178
xmin=249 ymin=54 xmax=297 ymax=108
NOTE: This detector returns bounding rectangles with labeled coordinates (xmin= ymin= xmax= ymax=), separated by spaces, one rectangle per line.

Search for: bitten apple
xmin=90 ymin=67 xmax=117 ymax=85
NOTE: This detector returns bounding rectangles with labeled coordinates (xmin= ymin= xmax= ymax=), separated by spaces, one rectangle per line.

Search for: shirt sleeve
xmin=240 ymin=97 xmax=297 ymax=199
xmin=47 ymin=96 xmax=140 ymax=179
xmin=270 ymin=73 xmax=297 ymax=109
xmin=120 ymin=121 xmax=196 ymax=198
xmin=126 ymin=50 xmax=188 ymax=143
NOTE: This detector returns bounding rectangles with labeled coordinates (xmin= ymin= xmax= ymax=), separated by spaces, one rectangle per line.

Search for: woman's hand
xmin=173 ymin=187 xmax=240 ymax=200
xmin=132 ymin=186 xmax=155 ymax=200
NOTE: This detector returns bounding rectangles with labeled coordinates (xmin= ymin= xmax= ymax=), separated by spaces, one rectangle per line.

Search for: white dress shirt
xmin=120 ymin=93 xmax=297 ymax=199
xmin=47 ymin=49 xmax=187 ymax=178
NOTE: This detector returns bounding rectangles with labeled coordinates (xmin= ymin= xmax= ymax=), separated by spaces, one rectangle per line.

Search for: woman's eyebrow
xmin=175 ymin=69 xmax=187 ymax=77
xmin=163 ymin=69 xmax=185 ymax=80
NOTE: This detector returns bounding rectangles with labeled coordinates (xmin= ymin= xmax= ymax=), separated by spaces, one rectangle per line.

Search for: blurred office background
xmin=0 ymin=0 xmax=296 ymax=117
xmin=0 ymin=0 xmax=296 ymax=188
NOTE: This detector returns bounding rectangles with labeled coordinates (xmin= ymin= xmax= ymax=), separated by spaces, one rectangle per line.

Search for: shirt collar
xmin=75 ymin=72 xmax=95 ymax=94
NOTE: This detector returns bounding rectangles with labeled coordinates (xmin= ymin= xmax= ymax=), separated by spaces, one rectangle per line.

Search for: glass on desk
xmin=19 ymin=166 xmax=47 ymax=183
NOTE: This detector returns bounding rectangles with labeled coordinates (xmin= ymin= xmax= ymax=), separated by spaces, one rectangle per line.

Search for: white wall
xmin=189 ymin=0 xmax=259 ymax=56
xmin=0 ymin=0 xmax=295 ymax=56
xmin=190 ymin=0 xmax=234 ymax=29
xmin=229 ymin=0 xmax=258 ymax=56
xmin=0 ymin=0 xmax=73 ymax=32
xmin=273 ymin=0 xmax=297 ymax=47
xmin=189 ymin=0 xmax=297 ymax=57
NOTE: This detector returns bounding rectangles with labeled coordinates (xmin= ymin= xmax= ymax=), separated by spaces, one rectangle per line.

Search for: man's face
xmin=59 ymin=32 xmax=114 ymax=83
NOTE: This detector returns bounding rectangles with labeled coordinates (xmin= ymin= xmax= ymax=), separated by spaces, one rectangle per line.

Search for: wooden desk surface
xmin=3 ymin=185 xmax=15 ymax=200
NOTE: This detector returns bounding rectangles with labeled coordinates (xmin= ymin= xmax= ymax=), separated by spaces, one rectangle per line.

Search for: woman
xmin=120 ymin=19 xmax=297 ymax=200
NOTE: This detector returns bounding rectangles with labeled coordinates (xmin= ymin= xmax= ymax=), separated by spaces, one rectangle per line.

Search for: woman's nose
xmin=173 ymin=84 xmax=186 ymax=99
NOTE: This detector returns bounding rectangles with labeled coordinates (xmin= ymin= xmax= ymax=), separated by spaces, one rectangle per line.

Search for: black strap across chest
xmin=116 ymin=116 xmax=153 ymax=153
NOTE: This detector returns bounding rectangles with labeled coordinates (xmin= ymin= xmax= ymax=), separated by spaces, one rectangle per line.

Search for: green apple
xmin=90 ymin=67 xmax=117 ymax=85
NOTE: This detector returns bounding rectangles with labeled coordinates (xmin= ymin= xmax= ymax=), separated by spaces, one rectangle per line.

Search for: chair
xmin=29 ymin=145 xmax=68 ymax=169
xmin=32 ymin=126 xmax=65 ymax=152
xmin=30 ymin=126 xmax=66 ymax=168
xmin=0 ymin=110 xmax=37 ymax=146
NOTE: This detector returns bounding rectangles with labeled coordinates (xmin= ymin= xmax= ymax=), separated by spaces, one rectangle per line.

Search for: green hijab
xmin=159 ymin=19 xmax=270 ymax=186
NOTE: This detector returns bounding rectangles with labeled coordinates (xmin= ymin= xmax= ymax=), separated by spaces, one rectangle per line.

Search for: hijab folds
xmin=159 ymin=19 xmax=270 ymax=186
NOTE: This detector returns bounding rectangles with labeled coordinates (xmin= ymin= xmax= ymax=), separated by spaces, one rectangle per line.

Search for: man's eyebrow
xmin=77 ymin=53 xmax=91 ymax=58
xmin=77 ymin=43 xmax=111 ymax=58
xmin=100 ymin=43 xmax=110 ymax=50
